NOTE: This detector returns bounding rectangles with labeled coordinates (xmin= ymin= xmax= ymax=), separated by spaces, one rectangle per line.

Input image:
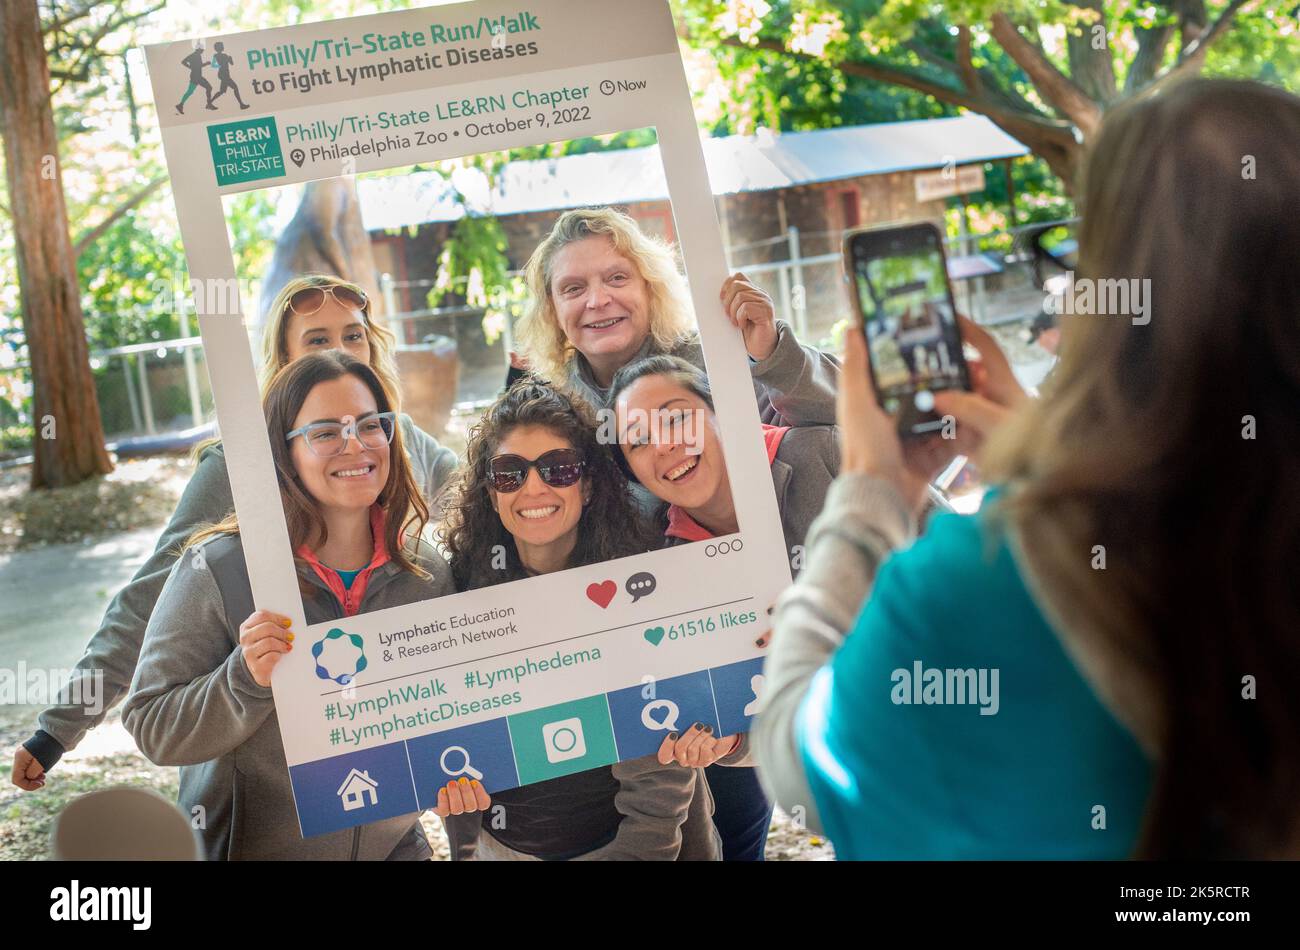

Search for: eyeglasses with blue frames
xmin=286 ymin=411 xmax=396 ymax=458
xmin=488 ymin=448 xmax=586 ymax=493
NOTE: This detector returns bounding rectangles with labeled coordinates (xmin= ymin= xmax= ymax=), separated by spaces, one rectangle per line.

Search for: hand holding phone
xmin=836 ymin=325 xmax=958 ymax=513
xmin=843 ymin=223 xmax=972 ymax=437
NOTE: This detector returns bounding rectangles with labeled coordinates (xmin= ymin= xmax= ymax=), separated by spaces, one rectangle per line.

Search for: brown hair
xmin=439 ymin=379 xmax=659 ymax=591
xmin=985 ymin=79 xmax=1300 ymax=858
xmin=188 ymin=351 xmax=429 ymax=577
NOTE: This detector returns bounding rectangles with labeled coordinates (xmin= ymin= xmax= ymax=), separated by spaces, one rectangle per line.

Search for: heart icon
xmin=644 ymin=626 xmax=665 ymax=646
xmin=586 ymin=580 xmax=617 ymax=609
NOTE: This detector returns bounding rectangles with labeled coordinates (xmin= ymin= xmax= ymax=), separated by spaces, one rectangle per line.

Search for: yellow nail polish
xmin=280 ymin=618 xmax=292 ymax=628
xmin=287 ymin=633 xmax=295 ymax=642
xmin=458 ymin=777 xmax=469 ymax=785
xmin=470 ymin=779 xmax=480 ymax=788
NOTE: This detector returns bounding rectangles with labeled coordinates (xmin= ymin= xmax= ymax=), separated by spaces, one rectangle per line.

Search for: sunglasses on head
xmin=286 ymin=283 xmax=370 ymax=319
xmin=488 ymin=448 xmax=585 ymax=493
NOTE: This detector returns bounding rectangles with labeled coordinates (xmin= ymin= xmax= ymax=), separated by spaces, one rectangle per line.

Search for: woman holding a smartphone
xmin=755 ymin=78 xmax=1300 ymax=859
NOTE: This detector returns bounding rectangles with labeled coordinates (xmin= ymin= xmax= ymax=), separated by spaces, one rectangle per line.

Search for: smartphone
xmin=843 ymin=222 xmax=972 ymax=437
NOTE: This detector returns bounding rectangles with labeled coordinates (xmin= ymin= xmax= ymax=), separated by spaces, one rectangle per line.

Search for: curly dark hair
xmin=440 ymin=379 xmax=660 ymax=591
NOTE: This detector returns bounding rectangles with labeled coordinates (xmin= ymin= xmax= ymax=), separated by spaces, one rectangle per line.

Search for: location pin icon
xmin=290 ymin=148 xmax=305 ymax=167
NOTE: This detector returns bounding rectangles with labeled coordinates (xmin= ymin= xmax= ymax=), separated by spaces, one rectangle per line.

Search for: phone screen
xmin=847 ymin=224 xmax=970 ymax=435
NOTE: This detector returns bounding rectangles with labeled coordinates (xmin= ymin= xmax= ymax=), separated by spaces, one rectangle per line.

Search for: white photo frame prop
xmin=145 ymin=0 xmax=791 ymax=839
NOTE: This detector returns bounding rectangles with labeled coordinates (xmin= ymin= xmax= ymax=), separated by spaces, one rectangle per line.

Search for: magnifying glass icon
xmin=439 ymin=745 xmax=484 ymax=781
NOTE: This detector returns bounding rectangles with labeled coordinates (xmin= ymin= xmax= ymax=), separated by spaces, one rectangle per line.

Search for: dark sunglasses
xmin=488 ymin=448 xmax=585 ymax=493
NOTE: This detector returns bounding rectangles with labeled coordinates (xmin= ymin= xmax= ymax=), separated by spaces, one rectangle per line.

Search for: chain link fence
xmin=0 ymin=218 xmax=1072 ymax=459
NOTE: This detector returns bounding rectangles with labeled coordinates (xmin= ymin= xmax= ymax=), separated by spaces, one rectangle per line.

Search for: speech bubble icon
xmin=290 ymin=148 xmax=305 ymax=168
xmin=641 ymin=699 xmax=679 ymax=733
xmin=626 ymin=571 xmax=657 ymax=603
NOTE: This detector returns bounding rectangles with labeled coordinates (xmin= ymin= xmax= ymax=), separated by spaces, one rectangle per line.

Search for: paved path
xmin=0 ymin=527 xmax=159 ymax=712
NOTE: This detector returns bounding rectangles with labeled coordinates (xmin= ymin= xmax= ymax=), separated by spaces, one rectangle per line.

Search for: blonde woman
xmin=515 ymin=207 xmax=840 ymax=427
xmin=516 ymin=208 xmax=842 ymax=860
xmin=13 ymin=275 xmax=457 ymax=790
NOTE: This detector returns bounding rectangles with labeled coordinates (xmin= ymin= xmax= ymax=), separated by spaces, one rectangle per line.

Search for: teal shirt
xmin=796 ymin=503 xmax=1152 ymax=859
xmin=335 ymin=567 xmax=364 ymax=590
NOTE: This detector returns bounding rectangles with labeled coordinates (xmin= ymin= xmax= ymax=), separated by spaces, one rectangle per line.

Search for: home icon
xmin=336 ymin=768 xmax=379 ymax=812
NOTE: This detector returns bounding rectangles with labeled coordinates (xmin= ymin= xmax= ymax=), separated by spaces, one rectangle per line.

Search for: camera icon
xmin=541 ymin=717 xmax=587 ymax=764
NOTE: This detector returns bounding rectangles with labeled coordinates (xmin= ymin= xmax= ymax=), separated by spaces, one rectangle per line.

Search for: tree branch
xmin=1065 ymin=1 xmax=1117 ymax=104
xmin=720 ymin=34 xmax=1073 ymax=139
xmin=989 ymin=11 xmax=1102 ymax=137
xmin=1147 ymin=0 xmax=1254 ymax=92
xmin=71 ymin=175 xmax=166 ymax=258
xmin=904 ymin=33 xmax=1045 ymax=117
xmin=956 ymin=24 xmax=979 ymax=94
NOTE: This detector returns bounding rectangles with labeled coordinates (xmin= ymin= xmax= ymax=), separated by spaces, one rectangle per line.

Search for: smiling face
xmin=549 ymin=235 xmax=652 ymax=378
xmin=288 ymin=375 xmax=390 ymax=514
xmin=284 ymin=297 xmax=372 ymax=366
xmin=489 ymin=425 xmax=588 ymax=553
xmin=616 ymin=374 xmax=726 ymax=510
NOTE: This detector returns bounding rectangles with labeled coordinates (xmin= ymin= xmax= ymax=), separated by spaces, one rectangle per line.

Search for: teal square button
xmin=507 ymin=694 xmax=618 ymax=785
xmin=206 ymin=117 xmax=285 ymax=186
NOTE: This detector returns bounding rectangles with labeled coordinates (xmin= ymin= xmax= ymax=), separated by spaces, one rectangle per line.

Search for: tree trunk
xmin=0 ymin=0 xmax=112 ymax=489
xmin=257 ymin=177 xmax=383 ymax=325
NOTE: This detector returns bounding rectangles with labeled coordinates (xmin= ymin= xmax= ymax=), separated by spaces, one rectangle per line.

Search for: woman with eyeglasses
xmin=438 ymin=381 xmax=722 ymax=860
xmin=14 ymin=276 xmax=458 ymax=796
xmin=123 ymin=351 xmax=486 ymax=859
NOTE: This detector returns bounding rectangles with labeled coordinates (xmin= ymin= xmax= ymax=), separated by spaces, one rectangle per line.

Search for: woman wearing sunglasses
xmin=605 ymin=354 xmax=852 ymax=861
xmin=124 ymin=351 xmax=486 ymax=859
xmin=438 ymin=382 xmax=722 ymax=860
xmin=15 ymin=275 xmax=459 ymax=796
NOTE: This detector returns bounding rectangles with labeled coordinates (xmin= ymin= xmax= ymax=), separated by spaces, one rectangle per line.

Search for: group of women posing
xmin=14 ymin=206 xmax=841 ymax=861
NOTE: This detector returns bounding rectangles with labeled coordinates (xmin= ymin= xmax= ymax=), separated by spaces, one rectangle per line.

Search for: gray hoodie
xmin=25 ymin=415 xmax=455 ymax=770
xmin=568 ymin=319 xmax=841 ymax=427
xmin=662 ymin=424 xmax=840 ymax=769
xmin=123 ymin=531 xmax=455 ymax=860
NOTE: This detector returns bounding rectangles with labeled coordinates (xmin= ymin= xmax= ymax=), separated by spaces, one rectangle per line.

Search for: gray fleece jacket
xmin=751 ymin=474 xmax=916 ymax=831
xmin=123 ymin=532 xmax=455 ymax=860
xmin=568 ymin=319 xmax=841 ymax=427
xmin=662 ymin=424 xmax=840 ymax=770
xmin=443 ymin=753 xmax=722 ymax=861
xmin=25 ymin=415 xmax=456 ymax=770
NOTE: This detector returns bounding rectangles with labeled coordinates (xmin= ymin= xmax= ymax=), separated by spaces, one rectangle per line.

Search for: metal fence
xmin=0 ymin=335 xmax=215 ymax=458
xmin=729 ymin=217 xmax=1073 ymax=349
xmin=0 ymin=218 xmax=1072 ymax=453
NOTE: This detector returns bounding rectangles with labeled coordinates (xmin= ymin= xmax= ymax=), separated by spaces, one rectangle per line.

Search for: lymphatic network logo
xmin=313 ymin=628 xmax=368 ymax=685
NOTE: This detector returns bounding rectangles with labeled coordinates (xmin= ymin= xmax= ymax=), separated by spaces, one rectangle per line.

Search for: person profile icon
xmin=209 ymin=41 xmax=250 ymax=111
xmin=175 ymin=40 xmax=215 ymax=115
xmin=743 ymin=674 xmax=765 ymax=717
